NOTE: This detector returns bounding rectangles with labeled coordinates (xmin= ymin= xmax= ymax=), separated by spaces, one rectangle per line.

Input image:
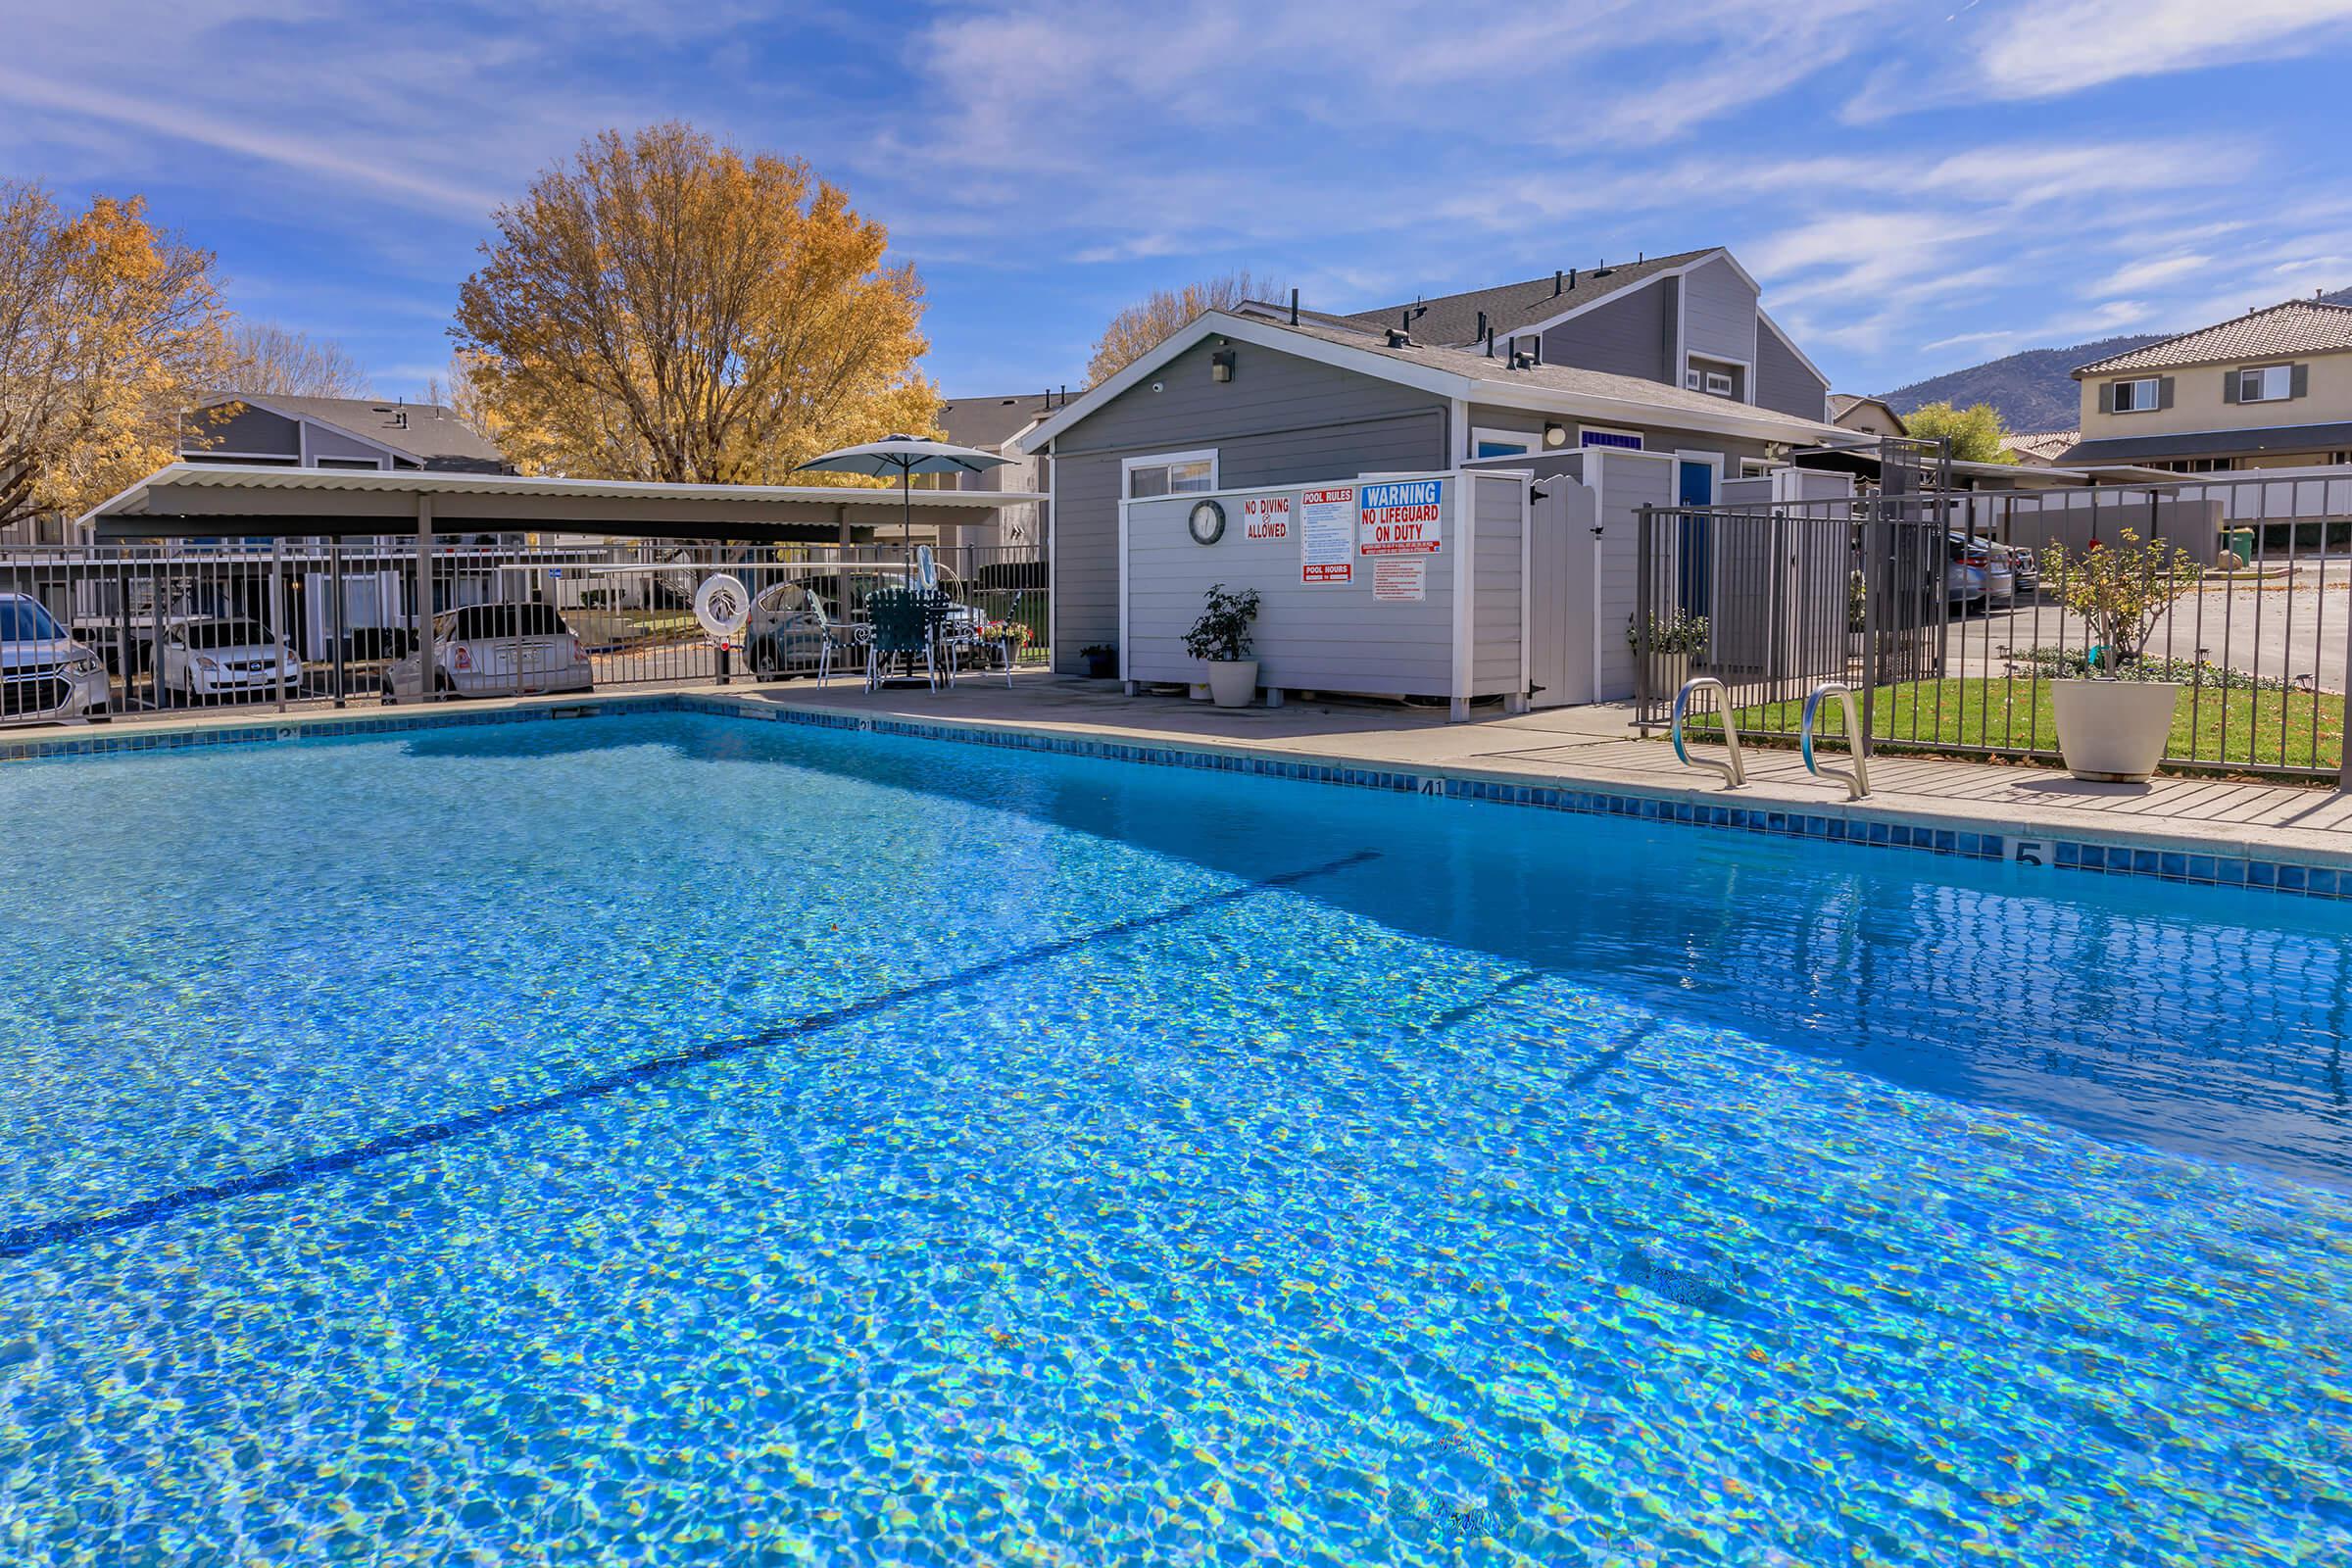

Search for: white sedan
xmin=382 ymin=602 xmax=593 ymax=700
xmin=158 ymin=619 xmax=302 ymax=705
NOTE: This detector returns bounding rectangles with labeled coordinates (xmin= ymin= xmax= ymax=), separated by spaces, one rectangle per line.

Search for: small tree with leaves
xmin=2041 ymin=526 xmax=2199 ymax=671
xmin=1903 ymin=400 xmax=2016 ymax=465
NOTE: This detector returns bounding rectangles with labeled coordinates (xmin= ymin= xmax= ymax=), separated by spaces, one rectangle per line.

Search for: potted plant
xmin=1080 ymin=643 xmax=1118 ymax=680
xmin=1184 ymin=583 xmax=1261 ymax=708
xmin=1627 ymin=610 xmax=1708 ymax=701
xmin=2041 ymin=528 xmax=2199 ymax=781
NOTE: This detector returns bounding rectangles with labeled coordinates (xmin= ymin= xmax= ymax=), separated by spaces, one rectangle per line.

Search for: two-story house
xmin=1015 ymin=245 xmax=1847 ymax=675
xmin=2063 ymin=298 xmax=2352 ymax=473
xmin=181 ymin=392 xmax=509 ymax=474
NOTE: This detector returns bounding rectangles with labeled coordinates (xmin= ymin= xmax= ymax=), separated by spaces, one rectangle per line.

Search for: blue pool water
xmin=1 ymin=710 xmax=2348 ymax=1565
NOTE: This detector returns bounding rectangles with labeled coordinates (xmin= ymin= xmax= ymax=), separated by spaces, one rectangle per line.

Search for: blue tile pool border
xmin=8 ymin=690 xmax=2349 ymax=904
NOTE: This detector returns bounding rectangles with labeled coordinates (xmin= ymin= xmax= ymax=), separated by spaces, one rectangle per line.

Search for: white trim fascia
xmin=1046 ymin=434 xmax=1059 ymax=668
xmin=1116 ymin=489 xmax=1130 ymax=685
xmin=1587 ymin=454 xmax=1607 ymax=705
xmin=1757 ymin=309 xmax=1831 ymax=393
xmin=1490 ymin=248 xmax=1760 ymax=345
xmin=1515 ymin=472 xmax=1531 ymax=705
xmin=1683 ymin=352 xmax=1753 ymax=405
xmin=1469 ymin=424 xmax=1534 ymax=459
xmin=1014 ymin=312 xmax=1471 ymax=455
xmin=1450 ymin=470 xmax=1475 ymax=715
xmin=1120 ymin=447 xmax=1220 ymax=496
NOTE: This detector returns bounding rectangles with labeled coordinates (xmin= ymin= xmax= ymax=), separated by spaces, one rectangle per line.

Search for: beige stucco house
xmin=1829 ymin=394 xmax=1907 ymax=440
xmin=2064 ymin=298 xmax=2352 ymax=472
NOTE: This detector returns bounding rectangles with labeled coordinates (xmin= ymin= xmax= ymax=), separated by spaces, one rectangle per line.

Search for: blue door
xmin=1676 ymin=460 xmax=1715 ymax=614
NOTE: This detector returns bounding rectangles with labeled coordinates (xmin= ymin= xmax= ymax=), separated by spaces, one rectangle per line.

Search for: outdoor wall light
xmin=1210 ymin=349 xmax=1236 ymax=383
xmin=1543 ymin=421 xmax=1569 ymax=448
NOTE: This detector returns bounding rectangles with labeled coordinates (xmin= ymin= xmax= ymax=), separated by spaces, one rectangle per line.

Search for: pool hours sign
xmin=1358 ymin=479 xmax=1444 ymax=556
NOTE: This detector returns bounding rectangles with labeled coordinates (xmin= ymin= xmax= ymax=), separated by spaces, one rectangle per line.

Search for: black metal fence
xmin=1636 ymin=468 xmax=2352 ymax=783
xmin=0 ymin=538 xmax=1049 ymax=727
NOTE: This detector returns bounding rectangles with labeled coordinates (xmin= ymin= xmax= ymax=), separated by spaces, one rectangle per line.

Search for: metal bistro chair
xmin=864 ymin=586 xmax=956 ymax=692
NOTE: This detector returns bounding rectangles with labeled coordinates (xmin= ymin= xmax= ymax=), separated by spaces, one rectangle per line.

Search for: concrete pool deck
xmin=14 ymin=669 xmax=2352 ymax=875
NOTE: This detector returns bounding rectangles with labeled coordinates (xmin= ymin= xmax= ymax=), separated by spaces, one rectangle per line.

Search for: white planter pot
xmin=1205 ymin=660 xmax=1258 ymax=709
xmin=1645 ymin=653 xmax=1692 ymax=702
xmin=2050 ymin=678 xmax=2180 ymax=782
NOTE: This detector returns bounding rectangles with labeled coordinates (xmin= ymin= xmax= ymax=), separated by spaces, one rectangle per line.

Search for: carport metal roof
xmin=76 ymin=464 xmax=1048 ymax=542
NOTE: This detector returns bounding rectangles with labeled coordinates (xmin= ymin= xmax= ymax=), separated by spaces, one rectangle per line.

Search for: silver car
xmin=382 ymin=603 xmax=591 ymax=699
xmin=158 ymin=617 xmax=301 ymax=705
xmin=1 ymin=592 xmax=109 ymax=725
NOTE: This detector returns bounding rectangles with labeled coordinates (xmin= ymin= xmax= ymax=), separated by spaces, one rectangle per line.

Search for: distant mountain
xmin=1880 ymin=286 xmax=2352 ymax=433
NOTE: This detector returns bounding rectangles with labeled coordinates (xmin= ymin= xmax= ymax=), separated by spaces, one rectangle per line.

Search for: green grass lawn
xmin=1685 ymin=678 xmax=2344 ymax=772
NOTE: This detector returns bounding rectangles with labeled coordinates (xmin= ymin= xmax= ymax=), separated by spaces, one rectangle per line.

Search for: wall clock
xmin=1187 ymin=498 xmax=1226 ymax=545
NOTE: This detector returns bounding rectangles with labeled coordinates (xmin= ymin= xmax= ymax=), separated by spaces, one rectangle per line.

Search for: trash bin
xmin=2229 ymin=527 xmax=2255 ymax=565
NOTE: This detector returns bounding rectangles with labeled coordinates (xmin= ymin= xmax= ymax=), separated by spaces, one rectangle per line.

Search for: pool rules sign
xmin=1358 ymin=478 xmax=1441 ymax=603
xmin=1299 ymin=485 xmax=1355 ymax=585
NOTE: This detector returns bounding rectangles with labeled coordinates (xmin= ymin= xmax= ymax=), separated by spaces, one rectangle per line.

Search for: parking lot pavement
xmin=1938 ymin=562 xmax=2351 ymax=691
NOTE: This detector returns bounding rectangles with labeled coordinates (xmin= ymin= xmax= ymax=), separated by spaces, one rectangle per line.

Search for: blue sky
xmin=5 ymin=0 xmax=2350 ymax=407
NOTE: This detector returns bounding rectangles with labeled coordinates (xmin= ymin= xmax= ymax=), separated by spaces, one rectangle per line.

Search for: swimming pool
xmin=1 ymin=708 xmax=2346 ymax=1564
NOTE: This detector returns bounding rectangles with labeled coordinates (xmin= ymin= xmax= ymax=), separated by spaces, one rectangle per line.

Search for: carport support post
xmin=414 ymin=497 xmax=434 ymax=706
xmin=270 ymin=535 xmax=288 ymax=713
xmin=2339 ymin=605 xmax=2352 ymax=791
xmin=329 ymin=534 xmax=346 ymax=708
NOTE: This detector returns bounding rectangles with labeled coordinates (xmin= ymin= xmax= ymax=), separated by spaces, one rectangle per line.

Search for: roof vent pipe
xmin=1290 ymin=287 xmax=1299 ymax=325
xmin=1477 ymin=310 xmax=1488 ymax=347
xmin=1568 ymin=268 xmax=1577 ymax=288
xmin=1554 ymin=269 xmax=1563 ymax=296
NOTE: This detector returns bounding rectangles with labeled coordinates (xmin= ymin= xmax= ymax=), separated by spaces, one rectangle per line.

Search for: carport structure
xmin=71 ymin=464 xmax=1047 ymax=709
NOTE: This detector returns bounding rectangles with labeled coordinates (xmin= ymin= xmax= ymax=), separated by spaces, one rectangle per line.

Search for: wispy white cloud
xmin=1975 ymin=0 xmax=2352 ymax=99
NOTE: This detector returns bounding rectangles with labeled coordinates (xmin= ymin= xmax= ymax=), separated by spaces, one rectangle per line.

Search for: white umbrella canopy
xmin=796 ymin=434 xmax=1012 ymax=545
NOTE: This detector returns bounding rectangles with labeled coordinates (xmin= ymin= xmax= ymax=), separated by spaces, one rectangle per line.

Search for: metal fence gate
xmin=1635 ymin=465 xmax=2352 ymax=783
xmin=1 ymin=538 xmax=1049 ymax=728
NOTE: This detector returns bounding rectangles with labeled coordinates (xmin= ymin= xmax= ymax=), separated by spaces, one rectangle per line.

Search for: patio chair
xmin=864 ymin=587 xmax=952 ymax=692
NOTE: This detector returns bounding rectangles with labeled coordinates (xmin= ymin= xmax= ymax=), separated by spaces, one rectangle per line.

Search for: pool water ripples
xmin=1 ymin=711 xmax=2348 ymax=1564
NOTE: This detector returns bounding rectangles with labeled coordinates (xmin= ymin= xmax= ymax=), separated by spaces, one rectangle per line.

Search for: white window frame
xmin=1120 ymin=447 xmax=1219 ymax=499
xmin=1739 ymin=457 xmax=1779 ymax=478
xmin=1578 ymin=424 xmax=1644 ymax=451
xmin=1469 ymin=426 xmax=1535 ymax=460
xmin=2237 ymin=365 xmax=2292 ymax=403
xmin=2111 ymin=376 xmax=2160 ymax=414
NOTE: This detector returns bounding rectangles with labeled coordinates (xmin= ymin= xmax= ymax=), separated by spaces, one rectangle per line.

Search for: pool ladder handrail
xmin=1670 ymin=676 xmax=1746 ymax=789
xmin=1801 ymin=681 xmax=1871 ymax=800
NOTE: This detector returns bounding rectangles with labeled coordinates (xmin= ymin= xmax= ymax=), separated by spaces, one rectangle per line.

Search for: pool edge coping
xmin=8 ymin=688 xmax=2349 ymax=902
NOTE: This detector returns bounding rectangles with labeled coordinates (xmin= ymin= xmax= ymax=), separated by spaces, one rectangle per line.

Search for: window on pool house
xmin=1124 ymin=451 xmax=1217 ymax=498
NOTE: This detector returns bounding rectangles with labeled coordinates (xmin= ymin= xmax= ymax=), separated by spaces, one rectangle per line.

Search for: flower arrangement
xmin=2040 ymin=527 xmax=2200 ymax=671
xmin=976 ymin=618 xmax=1032 ymax=647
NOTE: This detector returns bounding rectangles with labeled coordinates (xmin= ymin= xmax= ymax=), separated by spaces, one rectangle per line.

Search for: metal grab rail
xmin=1670 ymin=676 xmax=1746 ymax=788
xmin=1801 ymin=681 xmax=1872 ymax=799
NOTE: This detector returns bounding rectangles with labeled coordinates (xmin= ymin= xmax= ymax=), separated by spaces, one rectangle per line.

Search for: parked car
xmin=158 ymin=617 xmax=301 ymax=705
xmin=1950 ymin=534 xmax=2017 ymax=609
xmin=381 ymin=603 xmax=591 ymax=699
xmin=744 ymin=567 xmax=986 ymax=678
xmin=2004 ymin=543 xmax=2039 ymax=593
xmin=0 ymin=593 xmax=110 ymax=725
xmin=1944 ymin=536 xmax=1986 ymax=610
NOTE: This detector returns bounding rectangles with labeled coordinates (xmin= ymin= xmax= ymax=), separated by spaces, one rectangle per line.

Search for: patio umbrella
xmin=795 ymin=434 xmax=1011 ymax=547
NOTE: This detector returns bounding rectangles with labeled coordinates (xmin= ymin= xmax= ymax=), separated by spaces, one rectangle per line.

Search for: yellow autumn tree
xmin=452 ymin=123 xmax=937 ymax=484
xmin=0 ymin=182 xmax=232 ymax=529
xmin=1086 ymin=270 xmax=1282 ymax=386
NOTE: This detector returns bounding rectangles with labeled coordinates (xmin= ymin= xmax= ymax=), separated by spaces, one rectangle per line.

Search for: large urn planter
xmin=1205 ymin=659 xmax=1259 ymax=709
xmin=1646 ymin=653 xmax=1692 ymax=703
xmin=2050 ymin=678 xmax=2180 ymax=782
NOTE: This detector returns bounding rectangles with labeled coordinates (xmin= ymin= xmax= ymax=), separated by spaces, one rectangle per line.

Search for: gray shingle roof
xmin=937 ymin=393 xmax=1064 ymax=452
xmin=1263 ymin=312 xmax=1839 ymax=437
xmin=2074 ymin=299 xmax=2352 ymax=375
xmin=1342 ymin=248 xmax=1719 ymax=347
xmin=207 ymin=393 xmax=507 ymax=469
xmin=2060 ymin=421 xmax=2352 ymax=465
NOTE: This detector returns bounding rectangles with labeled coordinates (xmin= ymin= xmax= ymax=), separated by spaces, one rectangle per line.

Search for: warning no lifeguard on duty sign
xmin=1357 ymin=479 xmax=1444 ymax=556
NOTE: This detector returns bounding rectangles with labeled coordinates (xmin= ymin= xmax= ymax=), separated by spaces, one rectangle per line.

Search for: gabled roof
xmin=2073 ymin=299 xmax=2352 ymax=376
xmin=1829 ymin=393 xmax=1905 ymax=429
xmin=1014 ymin=308 xmax=1843 ymax=457
xmin=194 ymin=392 xmax=507 ymax=470
xmin=1343 ymin=247 xmax=1720 ymax=346
xmin=2002 ymin=429 xmax=2078 ymax=465
xmin=937 ymin=392 xmax=1068 ymax=453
